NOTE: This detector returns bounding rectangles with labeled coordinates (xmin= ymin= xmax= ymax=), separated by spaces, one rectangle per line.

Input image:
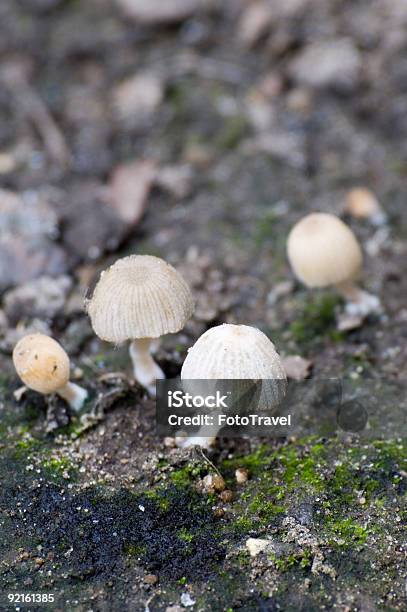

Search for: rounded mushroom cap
xmin=13 ymin=334 xmax=70 ymax=394
xmin=86 ymin=255 xmax=194 ymax=343
xmin=181 ymin=324 xmax=286 ymax=380
xmin=287 ymin=213 xmax=362 ymax=288
xmin=181 ymin=324 xmax=286 ymax=410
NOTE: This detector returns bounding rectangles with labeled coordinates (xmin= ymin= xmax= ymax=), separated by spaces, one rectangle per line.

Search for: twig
xmin=196 ymin=446 xmax=223 ymax=478
xmin=1 ymin=59 xmax=71 ymax=168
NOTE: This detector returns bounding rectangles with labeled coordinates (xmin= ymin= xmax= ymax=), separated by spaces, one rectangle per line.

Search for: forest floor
xmin=0 ymin=1 xmax=406 ymax=610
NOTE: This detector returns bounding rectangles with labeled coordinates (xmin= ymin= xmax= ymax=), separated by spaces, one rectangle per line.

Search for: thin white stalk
xmin=57 ymin=381 xmax=88 ymax=412
xmin=335 ymin=281 xmax=381 ymax=317
xmin=129 ymin=338 xmax=165 ymax=397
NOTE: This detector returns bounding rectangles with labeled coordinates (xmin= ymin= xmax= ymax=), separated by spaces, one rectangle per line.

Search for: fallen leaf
xmin=107 ymin=160 xmax=156 ymax=225
xmin=282 ymin=355 xmax=313 ymax=380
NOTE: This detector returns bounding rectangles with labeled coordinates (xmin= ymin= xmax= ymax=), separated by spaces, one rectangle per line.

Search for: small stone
xmin=235 ymin=467 xmax=249 ymax=484
xmin=116 ymin=0 xmax=210 ymax=25
xmin=164 ymin=436 xmax=177 ymax=448
xmin=289 ymin=38 xmax=362 ymax=91
xmin=112 ymin=73 xmax=163 ymax=124
xmin=155 ymin=164 xmax=194 ymax=199
xmin=267 ymin=280 xmax=294 ymax=306
xmin=238 ymin=2 xmax=273 ymax=48
xmin=180 ymin=592 xmax=195 ymax=607
xmin=246 ymin=537 xmax=273 ymax=557
xmin=144 ymin=573 xmax=158 ymax=585
xmin=3 ymin=275 xmax=72 ymax=324
xmin=203 ymin=473 xmax=225 ymax=493
xmin=219 ymin=489 xmax=233 ymax=503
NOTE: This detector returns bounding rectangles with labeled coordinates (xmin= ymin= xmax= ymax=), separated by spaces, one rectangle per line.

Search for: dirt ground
xmin=0 ymin=1 xmax=406 ymax=611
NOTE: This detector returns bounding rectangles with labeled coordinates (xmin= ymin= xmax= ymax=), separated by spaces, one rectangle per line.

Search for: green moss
xmin=178 ymin=527 xmax=194 ymax=543
xmin=42 ymin=456 xmax=78 ymax=483
xmin=269 ymin=550 xmax=312 ymax=572
xmin=290 ymin=293 xmax=343 ymax=345
xmin=170 ymin=463 xmax=205 ymax=486
xmin=325 ymin=518 xmax=369 ymax=546
xmin=124 ymin=543 xmax=147 ymax=557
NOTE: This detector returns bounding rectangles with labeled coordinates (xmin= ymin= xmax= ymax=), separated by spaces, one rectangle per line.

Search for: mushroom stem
xmin=129 ymin=338 xmax=165 ymax=397
xmin=335 ymin=281 xmax=381 ymax=317
xmin=178 ymin=434 xmax=217 ymax=449
xmin=57 ymin=381 xmax=88 ymax=412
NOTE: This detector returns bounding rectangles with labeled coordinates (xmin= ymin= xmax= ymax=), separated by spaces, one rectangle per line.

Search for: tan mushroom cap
xmin=287 ymin=213 xmax=362 ymax=288
xmin=87 ymin=255 xmax=194 ymax=343
xmin=13 ymin=334 xmax=70 ymax=394
xmin=181 ymin=324 xmax=286 ymax=380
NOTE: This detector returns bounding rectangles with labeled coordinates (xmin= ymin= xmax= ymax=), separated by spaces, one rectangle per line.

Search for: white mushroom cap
xmin=287 ymin=213 xmax=362 ymax=288
xmin=87 ymin=255 xmax=194 ymax=343
xmin=181 ymin=324 xmax=286 ymax=380
xmin=181 ymin=324 xmax=286 ymax=410
xmin=13 ymin=334 xmax=70 ymax=395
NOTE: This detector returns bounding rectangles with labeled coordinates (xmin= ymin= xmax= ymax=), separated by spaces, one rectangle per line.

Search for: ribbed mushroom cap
xmin=87 ymin=255 xmax=194 ymax=343
xmin=181 ymin=324 xmax=286 ymax=410
xmin=287 ymin=213 xmax=362 ymax=288
xmin=181 ymin=324 xmax=286 ymax=380
xmin=13 ymin=334 xmax=70 ymax=394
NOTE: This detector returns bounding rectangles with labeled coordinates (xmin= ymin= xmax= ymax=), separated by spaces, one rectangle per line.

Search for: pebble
xmin=144 ymin=573 xmax=158 ymax=585
xmin=235 ymin=467 xmax=249 ymax=484
xmin=289 ymin=38 xmax=362 ymax=91
xmin=246 ymin=537 xmax=273 ymax=557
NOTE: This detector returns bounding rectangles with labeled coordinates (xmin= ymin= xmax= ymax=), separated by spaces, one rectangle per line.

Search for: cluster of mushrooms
xmin=12 ymin=212 xmax=381 ymax=447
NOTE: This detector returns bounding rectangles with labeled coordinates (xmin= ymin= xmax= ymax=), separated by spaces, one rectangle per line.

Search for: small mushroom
xmin=287 ymin=213 xmax=381 ymax=317
xmin=344 ymin=187 xmax=386 ymax=226
xmin=179 ymin=324 xmax=287 ymax=447
xmin=13 ymin=334 xmax=88 ymax=412
xmin=86 ymin=255 xmax=194 ymax=395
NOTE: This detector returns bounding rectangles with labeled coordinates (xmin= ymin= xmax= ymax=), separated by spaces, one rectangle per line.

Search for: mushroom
xmin=86 ymin=255 xmax=194 ymax=395
xmin=179 ymin=323 xmax=287 ymax=447
xmin=13 ymin=334 xmax=88 ymax=411
xmin=287 ymin=213 xmax=381 ymax=317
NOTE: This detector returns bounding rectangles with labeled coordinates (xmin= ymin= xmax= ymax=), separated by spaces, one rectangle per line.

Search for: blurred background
xmin=0 ymin=0 xmax=406 ymax=374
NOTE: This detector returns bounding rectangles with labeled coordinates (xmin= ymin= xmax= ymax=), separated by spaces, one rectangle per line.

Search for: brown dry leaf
xmin=107 ymin=160 xmax=157 ymax=225
xmin=116 ymin=0 xmax=212 ymax=24
xmin=282 ymin=355 xmax=312 ymax=380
